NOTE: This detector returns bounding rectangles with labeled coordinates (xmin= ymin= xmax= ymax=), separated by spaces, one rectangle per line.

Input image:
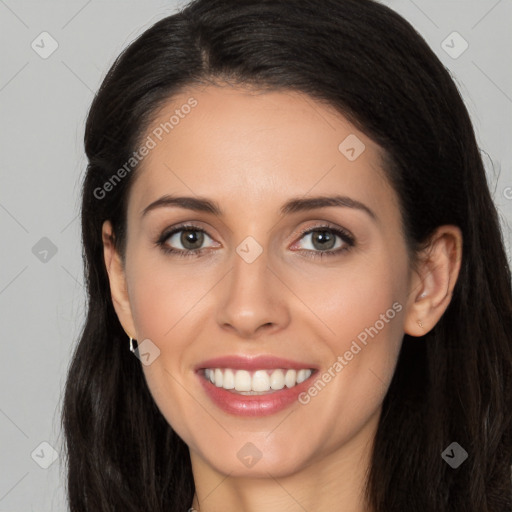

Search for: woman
xmin=61 ymin=0 xmax=512 ymax=510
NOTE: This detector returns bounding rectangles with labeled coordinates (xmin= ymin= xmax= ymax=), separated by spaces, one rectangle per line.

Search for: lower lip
xmin=197 ymin=371 xmax=315 ymax=417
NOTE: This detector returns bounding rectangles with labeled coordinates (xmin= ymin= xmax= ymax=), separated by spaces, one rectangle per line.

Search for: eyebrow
xmin=140 ymin=194 xmax=376 ymax=221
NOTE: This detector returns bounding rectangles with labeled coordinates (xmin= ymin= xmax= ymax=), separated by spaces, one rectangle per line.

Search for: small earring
xmin=417 ymin=320 xmax=423 ymax=328
xmin=129 ymin=337 xmax=137 ymax=353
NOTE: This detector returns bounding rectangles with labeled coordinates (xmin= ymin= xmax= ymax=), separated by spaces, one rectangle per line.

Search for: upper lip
xmin=195 ymin=355 xmax=318 ymax=372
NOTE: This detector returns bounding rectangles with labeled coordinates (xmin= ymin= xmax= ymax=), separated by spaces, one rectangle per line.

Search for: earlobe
xmin=101 ymin=220 xmax=137 ymax=339
xmin=404 ymin=225 xmax=462 ymax=337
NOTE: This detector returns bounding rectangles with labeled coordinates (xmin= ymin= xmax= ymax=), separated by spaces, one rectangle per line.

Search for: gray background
xmin=0 ymin=0 xmax=510 ymax=510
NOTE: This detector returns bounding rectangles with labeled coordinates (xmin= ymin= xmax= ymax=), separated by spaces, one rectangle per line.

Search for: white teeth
xmin=204 ymin=368 xmax=312 ymax=392
xmin=270 ymin=369 xmax=285 ymax=390
xmin=235 ymin=370 xmax=252 ymax=391
xmin=284 ymin=369 xmax=296 ymax=388
xmin=214 ymin=368 xmax=223 ymax=388
xmin=252 ymin=370 xmax=270 ymax=392
xmin=296 ymin=369 xmax=309 ymax=384
xmin=222 ymin=368 xmax=235 ymax=389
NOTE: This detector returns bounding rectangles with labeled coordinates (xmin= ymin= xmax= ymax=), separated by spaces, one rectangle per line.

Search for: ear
xmin=404 ymin=225 xmax=462 ymax=337
xmin=102 ymin=220 xmax=137 ymax=339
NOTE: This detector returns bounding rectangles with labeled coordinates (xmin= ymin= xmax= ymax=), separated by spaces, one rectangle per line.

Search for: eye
xmin=291 ymin=224 xmax=355 ymax=258
xmin=156 ymin=224 xmax=219 ymax=258
xmin=155 ymin=223 xmax=355 ymax=259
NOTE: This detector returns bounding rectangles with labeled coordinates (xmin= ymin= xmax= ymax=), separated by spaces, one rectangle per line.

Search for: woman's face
xmin=107 ymin=84 xmax=421 ymax=478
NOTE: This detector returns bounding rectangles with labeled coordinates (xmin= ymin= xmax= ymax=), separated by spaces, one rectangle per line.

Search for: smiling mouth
xmin=202 ymin=367 xmax=316 ymax=394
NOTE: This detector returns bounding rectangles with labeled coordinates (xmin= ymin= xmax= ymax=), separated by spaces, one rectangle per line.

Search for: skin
xmin=102 ymin=84 xmax=462 ymax=512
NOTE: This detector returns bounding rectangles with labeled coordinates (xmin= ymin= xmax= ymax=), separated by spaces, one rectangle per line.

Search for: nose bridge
xmin=232 ymin=236 xmax=269 ymax=290
xmin=216 ymin=235 xmax=288 ymax=337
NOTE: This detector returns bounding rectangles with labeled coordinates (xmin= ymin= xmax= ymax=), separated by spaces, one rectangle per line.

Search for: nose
xmin=215 ymin=245 xmax=290 ymax=339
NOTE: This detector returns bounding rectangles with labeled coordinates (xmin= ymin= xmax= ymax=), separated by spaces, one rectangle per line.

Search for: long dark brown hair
xmin=61 ymin=0 xmax=512 ymax=510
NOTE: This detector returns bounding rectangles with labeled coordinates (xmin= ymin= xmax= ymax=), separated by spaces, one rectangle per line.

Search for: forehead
xmin=128 ymin=84 xmax=397 ymax=223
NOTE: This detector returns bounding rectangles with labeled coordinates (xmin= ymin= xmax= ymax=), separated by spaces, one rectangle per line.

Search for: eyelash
xmin=155 ymin=223 xmax=355 ymax=260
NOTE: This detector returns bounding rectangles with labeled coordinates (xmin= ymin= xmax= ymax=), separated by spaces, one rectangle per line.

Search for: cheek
xmin=290 ymin=247 xmax=407 ymax=349
xmin=340 ymin=262 xmax=405 ymax=350
xmin=292 ymin=247 xmax=408 ymax=413
xmin=125 ymin=253 xmax=210 ymax=435
xmin=127 ymin=250 xmax=210 ymax=341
